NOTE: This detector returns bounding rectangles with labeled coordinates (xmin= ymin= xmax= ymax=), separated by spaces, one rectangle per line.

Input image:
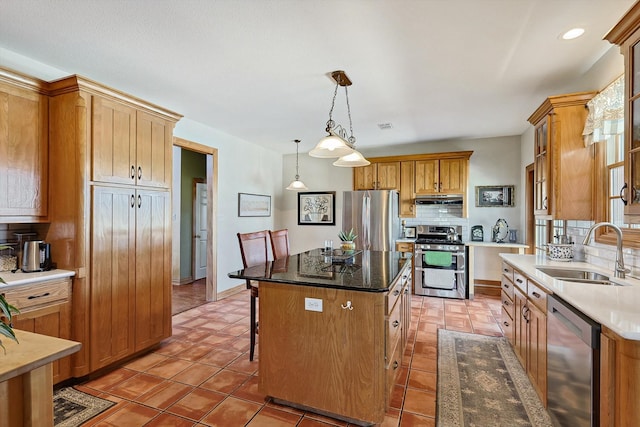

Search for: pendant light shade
xmin=333 ymin=150 xmax=371 ymax=167
xmin=286 ymin=139 xmax=308 ymax=191
xmin=309 ymin=132 xmax=355 ymax=158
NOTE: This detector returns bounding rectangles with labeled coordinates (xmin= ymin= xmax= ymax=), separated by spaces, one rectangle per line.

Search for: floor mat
xmin=54 ymin=386 xmax=115 ymax=427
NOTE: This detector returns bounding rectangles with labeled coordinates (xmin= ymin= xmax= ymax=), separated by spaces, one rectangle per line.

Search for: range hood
xmin=414 ymin=194 xmax=464 ymax=205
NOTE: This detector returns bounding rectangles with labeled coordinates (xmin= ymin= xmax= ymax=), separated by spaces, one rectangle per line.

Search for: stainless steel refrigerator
xmin=342 ymin=190 xmax=400 ymax=251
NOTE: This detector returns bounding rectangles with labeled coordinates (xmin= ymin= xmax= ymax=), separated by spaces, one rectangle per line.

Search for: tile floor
xmin=72 ymin=291 xmax=503 ymax=426
xmin=172 ymin=279 xmax=207 ymax=315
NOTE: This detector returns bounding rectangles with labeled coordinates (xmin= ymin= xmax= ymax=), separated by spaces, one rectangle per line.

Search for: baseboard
xmin=172 ymin=276 xmax=194 ymax=286
xmin=473 ymin=279 xmax=501 ymax=296
xmin=217 ymin=283 xmax=246 ymax=300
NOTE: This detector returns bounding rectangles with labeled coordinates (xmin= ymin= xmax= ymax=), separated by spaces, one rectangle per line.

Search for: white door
xmin=193 ymin=182 xmax=208 ymax=280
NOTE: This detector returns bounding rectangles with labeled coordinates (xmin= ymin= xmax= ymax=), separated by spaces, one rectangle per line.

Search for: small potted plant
xmin=338 ymin=228 xmax=357 ymax=252
xmin=0 ymin=280 xmax=19 ymax=354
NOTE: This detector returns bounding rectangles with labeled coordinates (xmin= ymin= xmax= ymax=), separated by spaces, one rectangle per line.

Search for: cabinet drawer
xmin=501 ymin=276 xmax=515 ymax=300
xmin=386 ymin=306 xmax=402 ymax=359
xmin=385 ymin=334 xmax=402 ymax=404
xmin=387 ymin=280 xmax=403 ymax=314
xmin=502 ymin=262 xmax=514 ymax=282
xmin=527 ymin=280 xmax=548 ymax=312
xmin=501 ymin=289 xmax=515 ymax=320
xmin=396 ymin=242 xmax=414 ymax=253
xmin=501 ymin=305 xmax=514 ymax=343
xmin=513 ymin=270 xmax=527 ymax=293
xmin=2 ymin=278 xmax=71 ymax=313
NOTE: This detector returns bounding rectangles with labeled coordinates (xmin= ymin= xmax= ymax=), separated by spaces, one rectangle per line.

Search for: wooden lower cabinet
xmin=4 ymin=277 xmax=72 ymax=384
xmin=90 ymin=185 xmax=171 ymax=370
xmin=600 ymin=327 xmax=640 ymax=427
xmin=508 ymin=266 xmax=547 ymax=405
xmin=258 ymin=264 xmax=411 ymax=425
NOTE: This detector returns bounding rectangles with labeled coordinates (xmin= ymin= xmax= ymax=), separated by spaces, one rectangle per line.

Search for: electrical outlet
xmin=304 ymin=297 xmax=323 ymax=312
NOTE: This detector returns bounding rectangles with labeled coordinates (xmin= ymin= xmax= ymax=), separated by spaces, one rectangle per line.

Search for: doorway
xmin=525 ymin=163 xmax=535 ymax=254
xmin=172 ymin=137 xmax=218 ymax=315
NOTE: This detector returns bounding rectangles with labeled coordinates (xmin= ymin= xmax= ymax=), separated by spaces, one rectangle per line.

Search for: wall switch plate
xmin=304 ymin=297 xmax=323 ymax=312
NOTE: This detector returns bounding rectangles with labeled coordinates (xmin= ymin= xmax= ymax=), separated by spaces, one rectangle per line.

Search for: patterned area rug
xmin=437 ymin=330 xmax=553 ymax=427
xmin=54 ymin=387 xmax=115 ymax=427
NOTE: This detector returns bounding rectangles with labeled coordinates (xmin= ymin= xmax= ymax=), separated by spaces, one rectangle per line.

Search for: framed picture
xmin=238 ymin=193 xmax=271 ymax=217
xmin=298 ymin=191 xmax=336 ymax=225
xmin=475 ymin=185 xmax=515 ymax=207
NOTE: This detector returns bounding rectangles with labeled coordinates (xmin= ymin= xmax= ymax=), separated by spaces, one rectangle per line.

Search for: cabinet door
xmin=134 ymin=189 xmax=172 ymax=350
xmin=414 ymin=160 xmax=439 ymax=194
xmin=136 ymin=111 xmax=173 ymax=188
xmin=439 ymin=158 xmax=465 ymax=193
xmin=513 ymin=287 xmax=527 ymax=367
xmin=399 ymin=161 xmax=415 ymax=217
xmin=625 ymin=33 xmax=640 ymax=219
xmin=92 ymin=97 xmax=137 ymax=185
xmin=527 ymin=303 xmax=547 ymax=404
xmin=90 ymin=186 xmax=136 ymax=369
xmin=534 ymin=118 xmax=550 ymax=216
xmin=376 ymin=161 xmax=401 ymax=190
xmin=0 ymin=83 xmax=48 ymax=218
xmin=354 ymin=164 xmax=376 ymax=190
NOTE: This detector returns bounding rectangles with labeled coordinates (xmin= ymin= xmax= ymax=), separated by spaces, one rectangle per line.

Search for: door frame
xmin=525 ymin=163 xmax=535 ymax=255
xmin=193 ymin=178 xmax=207 ymax=280
xmin=173 ymin=137 xmax=219 ymax=301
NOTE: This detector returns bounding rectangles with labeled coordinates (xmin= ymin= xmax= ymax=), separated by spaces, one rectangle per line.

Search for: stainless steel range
xmin=414 ymin=225 xmax=466 ymax=299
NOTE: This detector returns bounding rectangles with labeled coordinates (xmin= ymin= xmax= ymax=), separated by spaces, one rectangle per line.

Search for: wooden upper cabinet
xmin=606 ymin=7 xmax=640 ymax=222
xmin=0 ymin=70 xmax=48 ymax=220
xmin=354 ymin=161 xmax=400 ymax=190
xmin=399 ymin=161 xmax=415 ymax=217
xmin=527 ymin=92 xmax=596 ymax=220
xmin=415 ymin=158 xmax=465 ymax=195
xmin=92 ymin=97 xmax=174 ymax=188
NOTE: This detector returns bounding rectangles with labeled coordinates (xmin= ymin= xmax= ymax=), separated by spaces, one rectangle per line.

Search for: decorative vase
xmin=340 ymin=241 xmax=356 ymax=252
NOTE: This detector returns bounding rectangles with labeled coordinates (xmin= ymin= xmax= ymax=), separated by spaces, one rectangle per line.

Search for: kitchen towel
xmin=424 ymin=251 xmax=453 ymax=267
xmin=424 ymin=268 xmax=456 ymax=289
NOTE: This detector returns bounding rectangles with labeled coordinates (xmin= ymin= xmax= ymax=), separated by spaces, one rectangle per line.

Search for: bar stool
xmin=269 ymin=229 xmax=290 ymax=260
xmin=237 ymin=230 xmax=268 ymax=361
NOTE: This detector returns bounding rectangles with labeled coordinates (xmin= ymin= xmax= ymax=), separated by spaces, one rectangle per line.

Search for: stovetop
xmin=414 ymin=225 xmax=463 ymax=245
xmin=415 ymin=238 xmax=463 ymax=245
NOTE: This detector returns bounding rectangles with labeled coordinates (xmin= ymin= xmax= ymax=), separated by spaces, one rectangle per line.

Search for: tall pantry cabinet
xmin=47 ymin=76 xmax=181 ymax=375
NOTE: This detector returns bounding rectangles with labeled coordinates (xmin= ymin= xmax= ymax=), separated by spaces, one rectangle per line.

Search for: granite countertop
xmin=229 ymin=249 xmax=411 ymax=292
xmin=0 ymin=269 xmax=75 ymax=290
xmin=500 ymin=253 xmax=640 ymax=340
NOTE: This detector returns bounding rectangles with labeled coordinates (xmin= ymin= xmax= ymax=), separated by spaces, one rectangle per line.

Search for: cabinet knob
xmin=341 ymin=301 xmax=354 ymax=310
xmin=620 ymin=183 xmax=628 ymax=206
xmin=138 ymin=166 xmax=142 ymax=180
xmin=532 ymin=291 xmax=541 ymax=299
xmin=130 ymin=165 xmax=135 ymax=180
xmin=392 ymin=320 xmax=400 ymax=328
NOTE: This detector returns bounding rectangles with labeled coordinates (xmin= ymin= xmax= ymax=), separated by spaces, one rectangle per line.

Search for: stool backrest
xmin=237 ymin=230 xmax=269 ymax=268
xmin=269 ymin=229 xmax=290 ymax=260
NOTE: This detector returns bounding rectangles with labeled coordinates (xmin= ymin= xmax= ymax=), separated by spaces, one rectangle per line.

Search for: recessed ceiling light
xmin=562 ymin=28 xmax=585 ymax=40
xmin=378 ymin=123 xmax=393 ymax=130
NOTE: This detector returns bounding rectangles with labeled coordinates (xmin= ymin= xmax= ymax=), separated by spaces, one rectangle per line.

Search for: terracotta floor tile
xmin=297 ymin=418 xmax=341 ymax=427
xmin=82 ymin=367 xmax=138 ymax=391
xmin=171 ymin=363 xmax=221 ymax=386
xmin=231 ymin=375 xmax=267 ymax=404
xmin=407 ymin=370 xmax=436 ymax=393
xmin=226 ymin=354 xmax=259 ymax=375
xmin=389 ymin=384 xmax=405 ymax=409
xmin=155 ymin=339 xmax=197 ymax=357
xmin=199 ymin=369 xmax=251 ymax=394
xmin=298 ymin=411 xmax=348 ymax=426
xmin=399 ymin=411 xmax=436 ymax=427
xmin=93 ymin=401 xmax=160 ymax=426
xmin=199 ymin=396 xmax=262 ymax=427
xmin=146 ymin=357 xmax=194 ymax=379
xmin=167 ymin=388 xmax=227 ymax=421
xmin=136 ymin=380 xmax=194 ymax=409
xmin=246 ymin=405 xmax=303 ymax=425
xmin=106 ymin=373 xmax=166 ymax=400
xmin=174 ymin=343 xmax=221 ymax=362
xmin=197 ymin=348 xmax=242 ymax=367
xmin=410 ymin=354 xmax=437 ymax=373
xmin=145 ymin=412 xmax=197 ymax=426
xmin=124 ymin=352 xmax=169 ymax=372
xmin=402 ymin=388 xmax=436 ymax=417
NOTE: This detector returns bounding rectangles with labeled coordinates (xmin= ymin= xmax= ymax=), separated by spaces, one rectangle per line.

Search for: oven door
xmin=415 ymin=249 xmax=466 ymax=298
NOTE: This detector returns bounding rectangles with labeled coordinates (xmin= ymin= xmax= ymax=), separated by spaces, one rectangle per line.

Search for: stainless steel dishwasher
xmin=547 ymin=294 xmax=601 ymax=427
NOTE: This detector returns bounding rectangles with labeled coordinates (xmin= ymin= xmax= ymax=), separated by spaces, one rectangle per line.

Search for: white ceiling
xmin=0 ymin=0 xmax=635 ymax=154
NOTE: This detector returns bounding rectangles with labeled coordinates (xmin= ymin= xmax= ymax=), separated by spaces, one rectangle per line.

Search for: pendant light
xmin=286 ymin=139 xmax=308 ymax=191
xmin=310 ymin=70 xmax=369 ymax=167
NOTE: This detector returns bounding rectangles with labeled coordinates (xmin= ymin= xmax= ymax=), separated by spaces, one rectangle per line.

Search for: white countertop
xmin=0 ymin=269 xmax=75 ymax=290
xmin=500 ymin=253 xmax=640 ymax=341
xmin=467 ymin=241 xmax=528 ymax=249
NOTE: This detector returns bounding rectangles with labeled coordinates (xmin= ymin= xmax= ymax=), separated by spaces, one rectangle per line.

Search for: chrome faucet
xmin=582 ymin=222 xmax=628 ymax=279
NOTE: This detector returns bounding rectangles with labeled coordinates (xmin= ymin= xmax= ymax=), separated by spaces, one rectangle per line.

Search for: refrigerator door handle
xmin=362 ymin=192 xmax=371 ymax=250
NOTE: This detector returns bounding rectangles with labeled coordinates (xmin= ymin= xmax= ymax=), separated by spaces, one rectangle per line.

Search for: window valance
xmin=583 ymin=74 xmax=624 ymax=146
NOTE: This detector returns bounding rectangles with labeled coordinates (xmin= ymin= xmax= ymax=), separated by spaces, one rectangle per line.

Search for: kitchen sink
xmin=536 ymin=267 xmax=624 ymax=286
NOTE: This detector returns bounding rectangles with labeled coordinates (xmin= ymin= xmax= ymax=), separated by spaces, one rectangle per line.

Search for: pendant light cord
xmin=294 ymin=139 xmax=301 ymax=180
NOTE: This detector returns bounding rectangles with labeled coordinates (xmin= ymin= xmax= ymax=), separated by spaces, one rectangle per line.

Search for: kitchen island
xmin=229 ymin=249 xmax=412 ymax=426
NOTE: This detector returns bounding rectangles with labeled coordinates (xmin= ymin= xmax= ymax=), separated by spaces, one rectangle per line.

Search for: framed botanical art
xmin=298 ymin=191 xmax=336 ymax=225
